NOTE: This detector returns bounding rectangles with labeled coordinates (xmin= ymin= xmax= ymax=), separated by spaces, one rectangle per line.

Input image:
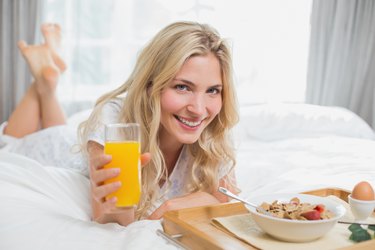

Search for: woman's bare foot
xmin=41 ymin=23 xmax=67 ymax=72
xmin=18 ymin=40 xmax=60 ymax=96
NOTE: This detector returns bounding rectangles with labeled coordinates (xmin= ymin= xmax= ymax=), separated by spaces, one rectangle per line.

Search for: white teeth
xmin=178 ymin=116 xmax=202 ymax=127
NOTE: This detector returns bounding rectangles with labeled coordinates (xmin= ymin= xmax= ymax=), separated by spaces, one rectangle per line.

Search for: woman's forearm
xmin=87 ymin=141 xmax=106 ymax=221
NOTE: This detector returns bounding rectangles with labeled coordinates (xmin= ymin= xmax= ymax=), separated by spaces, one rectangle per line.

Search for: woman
xmin=2 ymin=21 xmax=239 ymax=226
xmin=80 ymin=21 xmax=240 ymax=225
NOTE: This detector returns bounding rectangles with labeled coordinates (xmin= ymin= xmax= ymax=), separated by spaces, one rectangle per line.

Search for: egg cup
xmin=348 ymin=194 xmax=375 ymax=222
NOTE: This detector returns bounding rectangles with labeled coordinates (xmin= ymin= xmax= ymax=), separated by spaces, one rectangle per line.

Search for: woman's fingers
xmin=90 ymin=150 xmax=150 ymax=214
xmin=92 ymin=181 xmax=121 ymax=202
xmin=141 ymin=152 xmax=151 ymax=167
xmin=147 ymin=192 xmax=221 ymax=220
xmin=91 ymin=154 xmax=112 ymax=170
xmin=148 ymin=203 xmax=167 ymax=220
xmin=91 ymin=167 xmax=120 ymax=185
xmin=101 ymin=196 xmax=117 ymax=212
xmin=92 ymin=152 xmax=148 ymax=171
xmin=89 ymin=153 xmax=113 ymax=183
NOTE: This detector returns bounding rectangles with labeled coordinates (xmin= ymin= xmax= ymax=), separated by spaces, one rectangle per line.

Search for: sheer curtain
xmin=42 ymin=0 xmax=312 ymax=115
xmin=306 ymin=0 xmax=375 ymax=128
xmin=0 ymin=0 xmax=43 ymax=123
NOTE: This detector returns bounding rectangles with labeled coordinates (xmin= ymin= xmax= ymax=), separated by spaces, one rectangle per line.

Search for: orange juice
xmin=104 ymin=141 xmax=141 ymax=207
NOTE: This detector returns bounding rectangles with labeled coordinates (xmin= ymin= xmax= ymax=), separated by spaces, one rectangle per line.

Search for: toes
xmin=51 ymin=54 xmax=67 ymax=72
xmin=17 ymin=40 xmax=28 ymax=51
xmin=41 ymin=23 xmax=53 ymax=32
xmin=41 ymin=23 xmax=61 ymax=35
xmin=41 ymin=24 xmax=49 ymax=35
xmin=53 ymin=23 xmax=61 ymax=32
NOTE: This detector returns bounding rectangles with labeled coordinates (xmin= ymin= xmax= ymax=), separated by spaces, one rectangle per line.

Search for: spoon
xmin=218 ymin=187 xmax=258 ymax=208
xmin=218 ymin=187 xmax=273 ymax=216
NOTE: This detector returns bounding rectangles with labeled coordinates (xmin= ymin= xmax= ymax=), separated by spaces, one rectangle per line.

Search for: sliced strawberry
xmin=301 ymin=210 xmax=321 ymax=220
xmin=314 ymin=204 xmax=325 ymax=213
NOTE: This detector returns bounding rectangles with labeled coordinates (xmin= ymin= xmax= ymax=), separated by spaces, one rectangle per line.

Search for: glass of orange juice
xmin=104 ymin=123 xmax=141 ymax=208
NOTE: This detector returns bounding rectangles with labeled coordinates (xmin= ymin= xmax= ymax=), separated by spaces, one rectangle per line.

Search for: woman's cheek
xmin=208 ymin=98 xmax=222 ymax=117
xmin=161 ymin=91 xmax=186 ymax=112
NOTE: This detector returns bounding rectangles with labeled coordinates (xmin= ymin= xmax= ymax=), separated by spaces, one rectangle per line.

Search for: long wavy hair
xmin=79 ymin=21 xmax=239 ymax=218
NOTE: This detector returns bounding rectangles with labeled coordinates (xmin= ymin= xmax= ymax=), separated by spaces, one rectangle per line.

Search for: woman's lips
xmin=174 ymin=115 xmax=203 ymax=128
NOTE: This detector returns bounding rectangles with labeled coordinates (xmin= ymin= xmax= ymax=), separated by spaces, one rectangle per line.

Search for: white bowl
xmin=246 ymin=193 xmax=346 ymax=242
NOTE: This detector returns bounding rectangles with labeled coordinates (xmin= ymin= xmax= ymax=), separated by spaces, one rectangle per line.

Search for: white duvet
xmin=0 ymin=152 xmax=175 ymax=250
xmin=1 ymin=103 xmax=375 ymax=250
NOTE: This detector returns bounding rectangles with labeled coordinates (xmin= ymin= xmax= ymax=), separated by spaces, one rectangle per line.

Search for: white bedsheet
xmin=233 ymin=103 xmax=375 ymax=198
xmin=1 ymin=103 xmax=375 ymax=249
xmin=0 ymin=152 xmax=175 ymax=250
xmin=236 ymin=136 xmax=375 ymax=198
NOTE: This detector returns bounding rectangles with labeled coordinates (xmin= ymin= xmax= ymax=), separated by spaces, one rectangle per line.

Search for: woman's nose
xmin=187 ymin=94 xmax=206 ymax=116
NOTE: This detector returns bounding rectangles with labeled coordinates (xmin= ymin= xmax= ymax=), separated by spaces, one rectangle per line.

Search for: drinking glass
xmin=104 ymin=123 xmax=141 ymax=207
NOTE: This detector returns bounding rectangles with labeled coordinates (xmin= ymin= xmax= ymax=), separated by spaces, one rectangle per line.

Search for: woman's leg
xmin=4 ymin=83 xmax=41 ymax=137
xmin=4 ymin=24 xmax=66 ymax=138
xmin=37 ymin=23 xmax=68 ymax=129
xmin=41 ymin=23 xmax=67 ymax=73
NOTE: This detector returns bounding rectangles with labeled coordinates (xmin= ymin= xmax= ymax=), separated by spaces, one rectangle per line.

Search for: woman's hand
xmin=87 ymin=141 xmax=151 ymax=225
xmin=148 ymin=191 xmax=220 ymax=220
xmin=147 ymin=173 xmax=239 ymax=220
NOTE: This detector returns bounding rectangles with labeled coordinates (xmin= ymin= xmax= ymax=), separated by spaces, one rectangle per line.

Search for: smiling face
xmin=159 ymin=52 xmax=223 ymax=148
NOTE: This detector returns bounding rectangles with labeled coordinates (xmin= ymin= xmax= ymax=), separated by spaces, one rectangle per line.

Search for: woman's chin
xmin=177 ymin=136 xmax=200 ymax=145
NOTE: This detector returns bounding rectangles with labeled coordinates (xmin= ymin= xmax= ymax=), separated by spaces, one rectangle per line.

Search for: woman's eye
xmin=175 ymin=84 xmax=188 ymax=91
xmin=207 ymin=87 xmax=221 ymax=94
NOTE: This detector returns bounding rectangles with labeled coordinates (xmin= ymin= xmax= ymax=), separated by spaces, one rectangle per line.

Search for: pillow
xmin=235 ymin=103 xmax=375 ymax=141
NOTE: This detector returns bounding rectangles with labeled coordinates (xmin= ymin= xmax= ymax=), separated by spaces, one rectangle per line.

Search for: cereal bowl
xmin=246 ymin=193 xmax=346 ymax=242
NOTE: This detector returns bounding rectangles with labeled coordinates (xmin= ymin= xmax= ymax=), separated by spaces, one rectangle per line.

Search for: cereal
xmin=257 ymin=197 xmax=335 ymax=220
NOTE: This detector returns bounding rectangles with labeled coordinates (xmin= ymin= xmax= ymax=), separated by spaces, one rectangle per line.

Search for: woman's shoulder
xmin=103 ymin=97 xmax=123 ymax=110
xmin=102 ymin=98 xmax=124 ymax=114
xmin=98 ymin=97 xmax=124 ymax=124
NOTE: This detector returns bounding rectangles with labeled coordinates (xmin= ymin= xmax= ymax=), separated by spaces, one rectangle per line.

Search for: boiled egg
xmin=351 ymin=181 xmax=375 ymax=201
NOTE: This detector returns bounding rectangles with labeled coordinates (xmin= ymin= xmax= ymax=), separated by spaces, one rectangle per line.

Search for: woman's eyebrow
xmin=211 ymin=84 xmax=223 ymax=89
xmin=174 ymin=78 xmax=195 ymax=86
xmin=174 ymin=78 xmax=222 ymax=88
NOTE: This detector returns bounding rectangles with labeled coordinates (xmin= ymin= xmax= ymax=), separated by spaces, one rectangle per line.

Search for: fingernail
xmin=114 ymin=181 xmax=121 ymax=187
xmin=110 ymin=197 xmax=117 ymax=203
xmin=113 ymin=168 xmax=120 ymax=174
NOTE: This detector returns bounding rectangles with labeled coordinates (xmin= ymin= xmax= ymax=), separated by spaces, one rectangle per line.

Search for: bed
xmin=1 ymin=103 xmax=375 ymax=249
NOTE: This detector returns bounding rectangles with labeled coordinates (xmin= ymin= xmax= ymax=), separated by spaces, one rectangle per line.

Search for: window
xmin=43 ymin=0 xmax=312 ymax=115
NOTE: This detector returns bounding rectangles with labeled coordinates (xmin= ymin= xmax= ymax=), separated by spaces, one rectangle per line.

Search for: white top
xmin=86 ymin=98 xmax=123 ymax=146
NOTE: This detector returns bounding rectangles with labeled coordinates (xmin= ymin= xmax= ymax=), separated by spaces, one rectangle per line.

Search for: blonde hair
xmin=79 ymin=21 xmax=239 ymax=218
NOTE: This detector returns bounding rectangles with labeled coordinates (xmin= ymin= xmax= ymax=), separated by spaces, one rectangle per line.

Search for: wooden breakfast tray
xmin=161 ymin=187 xmax=375 ymax=250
